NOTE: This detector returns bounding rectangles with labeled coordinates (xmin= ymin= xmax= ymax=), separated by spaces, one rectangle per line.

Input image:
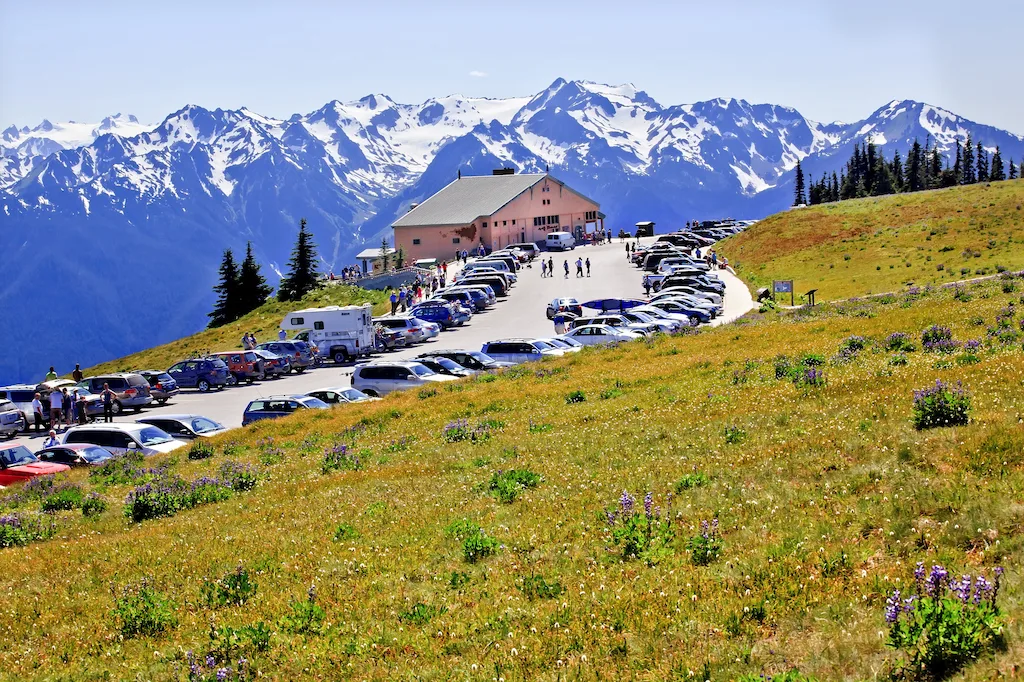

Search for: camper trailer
xmin=280 ymin=304 xmax=374 ymax=364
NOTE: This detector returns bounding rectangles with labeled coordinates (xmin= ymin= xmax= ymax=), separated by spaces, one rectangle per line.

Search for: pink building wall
xmin=393 ymin=176 xmax=602 ymax=263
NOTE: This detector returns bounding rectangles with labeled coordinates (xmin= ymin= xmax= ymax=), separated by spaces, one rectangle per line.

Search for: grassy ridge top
xmin=82 ymin=284 xmax=390 ymax=377
xmin=2 ymin=276 xmax=1022 ymax=679
xmin=721 ymin=179 xmax=1024 ymax=301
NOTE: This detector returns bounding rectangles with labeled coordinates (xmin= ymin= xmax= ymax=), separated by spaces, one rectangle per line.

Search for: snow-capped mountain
xmin=2 ymin=79 xmax=1022 ymax=383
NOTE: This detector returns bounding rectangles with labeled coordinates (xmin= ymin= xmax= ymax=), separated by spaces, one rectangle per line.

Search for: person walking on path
xmin=547 ymin=257 xmax=553 ymax=275
xmin=585 ymin=258 xmax=591 ymax=277
xmin=101 ymin=383 xmax=116 ymax=423
xmin=390 ymin=291 xmax=398 ymax=315
xmin=31 ymin=393 xmax=44 ymax=432
xmin=643 ymin=275 xmax=652 ymax=296
xmin=711 ymin=250 xmax=718 ymax=267
xmin=44 ymin=366 xmax=57 ymax=381
xmin=563 ymin=260 xmax=570 ymax=279
xmin=575 ymin=257 xmax=584 ymax=278
xmin=540 ymin=259 xmax=548 ymax=277
xmin=49 ymin=387 xmax=63 ymax=430
xmin=72 ymin=364 xmax=83 ymax=382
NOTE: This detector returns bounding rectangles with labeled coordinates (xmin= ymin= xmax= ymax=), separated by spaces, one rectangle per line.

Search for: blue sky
xmin=2 ymin=0 xmax=1021 ymax=133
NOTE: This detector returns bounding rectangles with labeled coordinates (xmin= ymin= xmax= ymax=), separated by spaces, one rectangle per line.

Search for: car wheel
xmin=198 ymin=379 xmax=210 ymax=393
xmin=333 ymin=350 xmax=349 ymax=364
xmin=157 ymin=398 xmax=168 ymax=405
xmin=295 ymin=367 xmax=305 ymax=374
xmin=546 ymin=309 xmax=554 ymax=319
xmin=111 ymin=401 xmax=122 ymax=415
xmin=246 ymin=377 xmax=254 ymax=384
xmin=257 ymin=371 xmax=266 ymax=381
xmin=218 ymin=384 xmax=225 ymax=391
xmin=226 ymin=374 xmax=238 ymax=386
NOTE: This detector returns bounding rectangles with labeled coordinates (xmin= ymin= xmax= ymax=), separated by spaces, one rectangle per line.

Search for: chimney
xmin=491 ymin=167 xmax=515 ymax=176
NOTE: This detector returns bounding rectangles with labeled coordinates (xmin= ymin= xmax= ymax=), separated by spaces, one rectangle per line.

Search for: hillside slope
xmin=1 ymin=277 xmax=1021 ymax=680
xmin=721 ymin=179 xmax=1024 ymax=301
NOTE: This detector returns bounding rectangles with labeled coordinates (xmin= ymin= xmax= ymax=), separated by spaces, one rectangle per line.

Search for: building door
xmin=521 ymin=230 xmax=526 ymax=243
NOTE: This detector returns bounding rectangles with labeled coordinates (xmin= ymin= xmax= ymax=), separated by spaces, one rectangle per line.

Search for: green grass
xmin=2 ymin=273 xmax=1023 ymax=679
xmin=81 ymin=284 xmax=390 ymax=376
xmin=721 ymin=179 xmax=1024 ymax=302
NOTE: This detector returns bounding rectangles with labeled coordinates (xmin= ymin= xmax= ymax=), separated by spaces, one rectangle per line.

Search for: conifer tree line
xmin=208 ymin=218 xmax=322 ymax=327
xmin=798 ymin=135 xmax=1020 ymax=207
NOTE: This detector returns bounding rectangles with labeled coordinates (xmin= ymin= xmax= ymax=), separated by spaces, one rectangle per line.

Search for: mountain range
xmin=2 ymin=78 xmax=1022 ymax=383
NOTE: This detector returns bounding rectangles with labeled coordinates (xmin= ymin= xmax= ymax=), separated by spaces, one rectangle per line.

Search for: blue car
xmin=167 ymin=358 xmax=232 ymax=392
xmin=410 ymin=303 xmax=455 ymax=329
xmin=242 ymin=394 xmax=329 ymax=426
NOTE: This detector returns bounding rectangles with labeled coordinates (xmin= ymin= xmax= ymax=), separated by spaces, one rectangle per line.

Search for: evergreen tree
xmin=380 ymin=237 xmax=391 ymax=272
xmin=277 ymin=218 xmax=321 ymax=302
xmin=831 ymin=171 xmax=840 ymax=202
xmin=1009 ymin=159 xmax=1018 ymax=180
xmin=990 ymin=147 xmax=1005 ymax=181
xmin=237 ymin=241 xmax=273 ymax=315
xmin=208 ymin=249 xmax=241 ymax=328
xmin=953 ymin=140 xmax=962 ymax=184
xmin=976 ymin=142 xmax=989 ymax=182
xmin=793 ymin=160 xmax=807 ymax=206
xmin=962 ymin=135 xmax=975 ymax=184
xmin=929 ymin=147 xmax=942 ymax=188
xmin=890 ymin=149 xmax=904 ymax=193
xmin=906 ymin=139 xmax=924 ymax=192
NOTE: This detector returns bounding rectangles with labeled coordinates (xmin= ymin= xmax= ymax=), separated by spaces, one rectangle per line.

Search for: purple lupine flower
xmin=972 ymin=576 xmax=992 ymax=605
xmin=619 ymin=490 xmax=635 ymax=515
xmin=963 ymin=339 xmax=982 ymax=353
xmin=700 ymin=519 xmax=709 ymax=537
xmin=643 ymin=492 xmax=653 ymax=518
xmin=914 ymin=561 xmax=925 ymax=585
xmin=926 ymin=565 xmax=948 ymax=596
xmin=885 ymin=589 xmax=902 ymax=623
xmin=605 ymin=510 xmax=617 ymax=525
xmin=902 ymin=595 xmax=917 ymax=614
xmin=216 ymin=668 xmax=230 ymax=681
xmin=952 ymin=574 xmax=972 ymax=602
xmin=206 ymin=655 xmax=216 ymax=668
xmin=993 ymin=566 xmax=1004 ymax=602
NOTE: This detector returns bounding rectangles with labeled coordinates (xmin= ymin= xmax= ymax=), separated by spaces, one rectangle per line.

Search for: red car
xmin=0 ymin=445 xmax=70 ymax=485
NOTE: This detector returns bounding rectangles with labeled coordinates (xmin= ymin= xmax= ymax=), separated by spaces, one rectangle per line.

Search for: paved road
xmin=13 ymin=238 xmax=753 ymax=452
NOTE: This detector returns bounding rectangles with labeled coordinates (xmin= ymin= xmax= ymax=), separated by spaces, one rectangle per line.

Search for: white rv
xmin=280 ymin=304 xmax=374 ymax=364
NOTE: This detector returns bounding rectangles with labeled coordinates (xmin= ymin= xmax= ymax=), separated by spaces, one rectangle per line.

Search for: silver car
xmin=0 ymin=399 xmax=23 ymax=438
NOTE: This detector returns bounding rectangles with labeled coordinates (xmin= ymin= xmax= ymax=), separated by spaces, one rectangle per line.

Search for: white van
xmin=280 ymin=304 xmax=375 ymax=363
xmin=545 ymin=232 xmax=576 ymax=251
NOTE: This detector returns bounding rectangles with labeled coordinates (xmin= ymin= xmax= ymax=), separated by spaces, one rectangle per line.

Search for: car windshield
xmin=80 ymin=446 xmax=113 ymax=463
xmin=340 ymin=388 xmax=370 ymax=401
xmin=544 ymin=339 xmax=569 ymax=349
xmin=533 ymin=340 xmax=557 ymax=351
xmin=0 ymin=445 xmax=39 ymax=467
xmin=138 ymin=427 xmax=174 ymax=446
xmin=558 ymin=336 xmax=583 ymax=347
xmin=431 ymin=357 xmax=462 ymax=371
xmin=299 ymin=397 xmax=329 ymax=409
xmin=409 ymin=364 xmax=436 ymax=377
xmin=0 ymin=400 xmax=14 ymax=411
xmin=190 ymin=417 xmax=224 ymax=433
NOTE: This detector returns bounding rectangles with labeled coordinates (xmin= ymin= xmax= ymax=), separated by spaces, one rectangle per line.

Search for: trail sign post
xmin=773 ymin=280 xmax=794 ymax=307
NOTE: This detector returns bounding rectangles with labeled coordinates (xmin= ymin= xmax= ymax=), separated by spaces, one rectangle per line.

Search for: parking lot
xmin=10 ymin=237 xmax=753 ymax=452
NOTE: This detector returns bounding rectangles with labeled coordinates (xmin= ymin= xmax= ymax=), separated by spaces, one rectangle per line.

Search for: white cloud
xmin=468 ymin=70 xmax=488 ymax=78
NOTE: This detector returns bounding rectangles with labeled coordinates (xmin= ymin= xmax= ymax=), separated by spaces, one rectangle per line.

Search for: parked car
xmin=242 ymin=395 xmax=329 ymax=426
xmin=546 ymin=297 xmax=583 ymax=319
xmin=634 ymin=305 xmax=692 ymax=326
xmin=0 ymin=445 xmax=70 ymax=485
xmin=136 ymin=414 xmax=228 ymax=439
xmin=562 ymin=324 xmax=642 ymax=346
xmin=409 ymin=302 xmax=456 ymax=329
xmin=647 ymin=299 xmax=712 ymax=323
xmin=0 ymin=399 xmax=24 ymax=438
xmin=137 ymin=370 xmax=180 ymax=404
xmin=63 ymin=423 xmax=186 ymax=456
xmin=374 ymin=317 xmax=427 ymax=345
xmin=415 ymin=319 xmax=442 ymax=340
xmin=350 ymin=361 xmax=457 ymax=397
xmin=305 ymin=387 xmax=378 ymax=405
xmin=431 ymin=290 xmax=481 ymax=313
xmin=77 ymin=373 xmax=154 ymax=413
xmin=480 ymin=339 xmax=564 ymax=364
xmin=256 ymin=341 xmax=313 ymax=372
xmin=0 ymin=384 xmax=43 ymax=430
xmin=36 ymin=443 xmax=116 ymax=467
xmin=167 ymin=358 xmax=231 ymax=392
xmin=506 ymin=242 xmax=540 ymax=260
xmin=447 ymin=286 xmax=490 ymax=310
xmin=252 ymin=349 xmax=290 ymax=377
xmin=373 ymin=325 xmax=408 ymax=352
xmin=619 ymin=309 xmax=681 ymax=333
xmin=537 ymin=337 xmax=582 ymax=353
xmin=415 ymin=350 xmax=514 ymax=372
xmin=210 ymin=351 xmax=266 ymax=383
xmin=545 ymin=231 xmax=576 ymax=251
xmin=415 ymin=356 xmax=477 ymax=377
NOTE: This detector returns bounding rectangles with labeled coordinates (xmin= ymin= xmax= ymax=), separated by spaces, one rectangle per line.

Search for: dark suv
xmin=78 ymin=373 xmax=153 ymax=413
xmin=167 ymin=358 xmax=231 ymax=392
xmin=138 ymin=370 xmax=180 ymax=404
xmin=257 ymin=341 xmax=312 ymax=372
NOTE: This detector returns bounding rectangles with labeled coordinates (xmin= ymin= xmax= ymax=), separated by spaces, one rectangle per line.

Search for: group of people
xmin=327 ymin=265 xmax=364 ymax=282
xmin=694 ymin=248 xmax=728 ymax=269
xmin=539 ymin=256 xmax=592 ymax=279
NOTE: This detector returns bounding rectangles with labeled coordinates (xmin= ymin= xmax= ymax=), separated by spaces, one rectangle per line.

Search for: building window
xmin=585 ymin=210 xmax=597 ymax=221
xmin=512 ymin=219 xmax=516 ymax=225
xmin=412 ymin=238 xmax=421 ymax=245
xmin=502 ymin=221 xmax=507 ymax=226
xmin=533 ymin=217 xmax=543 ymax=227
xmin=452 ymin=237 xmax=461 ymax=244
xmin=482 ymin=222 xmax=488 ymax=227
xmin=546 ymin=215 xmax=560 ymax=225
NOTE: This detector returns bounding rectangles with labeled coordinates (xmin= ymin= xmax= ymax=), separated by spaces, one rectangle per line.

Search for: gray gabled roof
xmin=393 ymin=173 xmax=597 ymax=228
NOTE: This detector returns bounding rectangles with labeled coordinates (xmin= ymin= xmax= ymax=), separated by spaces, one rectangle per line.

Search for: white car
xmin=562 ymin=324 xmax=642 ymax=346
xmin=538 ymin=338 xmax=582 ymax=353
xmin=657 ymin=286 xmax=722 ymax=305
xmin=305 ymin=387 xmax=379 ymax=404
xmin=351 ymin=361 xmax=456 ymax=397
xmin=619 ymin=310 xmax=680 ymax=333
xmin=136 ymin=414 xmax=228 ymax=440
xmin=414 ymin=319 xmax=441 ymax=339
xmin=634 ymin=305 xmax=691 ymax=326
xmin=63 ymin=423 xmax=186 ymax=456
xmin=480 ymin=339 xmax=564 ymax=364
xmin=374 ymin=316 xmax=427 ymax=344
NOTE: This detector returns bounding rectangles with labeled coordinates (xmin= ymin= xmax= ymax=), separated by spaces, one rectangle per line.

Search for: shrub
xmin=889 ymin=353 xmax=909 ymax=366
xmin=674 ymin=472 xmax=709 ymax=492
xmin=794 ymin=366 xmax=826 ymax=387
xmin=441 ymin=419 xmax=492 ymax=444
xmin=89 ymin=451 xmax=154 ymax=486
xmin=912 ymin=380 xmax=972 ymax=430
xmin=384 ymin=436 xmax=414 ymax=453
xmin=398 ymin=602 xmax=447 ymax=626
xmin=922 ymin=325 xmax=959 ymax=353
xmin=123 ymin=471 xmax=241 ymax=523
xmin=518 ymin=574 xmax=564 ymax=600
xmin=723 ymin=425 xmax=746 ymax=445
xmin=39 ymin=482 xmax=84 ymax=512
xmin=839 ymin=335 xmax=867 ymax=353
xmin=188 ymin=440 xmax=215 ymax=460
xmin=219 ymin=461 xmax=259 ymax=492
xmin=599 ymin=387 xmax=623 ymax=400
xmin=201 ymin=565 xmax=257 ymax=608
xmin=322 ymin=444 xmax=363 ymax=474
xmin=0 ymin=512 xmax=56 ymax=548
xmin=462 ymin=531 xmax=500 ymax=564
xmin=81 ymin=493 xmax=107 ymax=518
xmin=884 ymin=332 xmax=916 ymax=352
xmin=564 ymin=390 xmax=586 ymax=404
xmin=886 ymin=564 xmax=1005 ymax=679
xmin=605 ymin=491 xmax=676 ymax=565
xmin=333 ymin=523 xmax=359 ymax=542
xmin=417 ymin=387 xmax=437 ymax=399
xmin=488 ymin=469 xmax=541 ymax=503
xmin=110 ymin=579 xmax=177 ymax=638
xmin=279 ymin=585 xmax=326 ymax=635
xmin=759 ymin=298 xmax=778 ymax=313
xmin=686 ymin=519 xmax=722 ymax=566
xmin=207 ymin=621 xmax=271 ymax=659
xmin=527 ymin=419 xmax=552 ymax=434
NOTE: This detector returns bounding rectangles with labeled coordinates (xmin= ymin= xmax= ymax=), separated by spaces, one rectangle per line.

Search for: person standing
xmin=585 ymin=258 xmax=591 ymax=277
xmin=45 ymin=366 xmax=57 ymax=381
xmin=101 ymin=383 xmax=116 ymax=423
xmin=563 ymin=260 xmax=569 ymax=279
xmin=390 ymin=290 xmax=398 ymax=315
xmin=31 ymin=393 xmax=44 ymax=432
xmin=77 ymin=392 xmax=88 ymax=425
xmin=72 ymin=364 xmax=84 ymax=382
xmin=643 ymin=275 xmax=652 ymax=296
xmin=711 ymin=250 xmax=718 ymax=268
xmin=575 ymin=257 xmax=584 ymax=278
xmin=62 ymin=388 xmax=73 ymax=425
xmin=68 ymin=389 xmax=78 ymax=424
xmin=398 ymin=287 xmax=407 ymax=312
xmin=625 ymin=242 xmax=630 ymax=258
xmin=541 ymin=260 xmax=548 ymax=278
xmin=547 ymin=256 xmax=553 ymax=275
xmin=278 ymin=328 xmax=287 ymax=340
xmin=49 ymin=388 xmax=63 ymax=430
xmin=241 ymin=332 xmax=250 ymax=349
